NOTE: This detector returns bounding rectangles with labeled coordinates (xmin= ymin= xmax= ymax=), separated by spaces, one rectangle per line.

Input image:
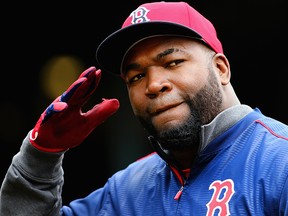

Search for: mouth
xmin=151 ymin=102 xmax=183 ymax=116
xmin=147 ymin=101 xmax=190 ymax=130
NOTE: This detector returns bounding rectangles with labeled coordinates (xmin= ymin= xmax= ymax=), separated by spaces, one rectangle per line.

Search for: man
xmin=1 ymin=1 xmax=287 ymax=215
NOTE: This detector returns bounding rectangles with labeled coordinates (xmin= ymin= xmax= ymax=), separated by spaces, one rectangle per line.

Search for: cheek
xmin=179 ymin=75 xmax=207 ymax=97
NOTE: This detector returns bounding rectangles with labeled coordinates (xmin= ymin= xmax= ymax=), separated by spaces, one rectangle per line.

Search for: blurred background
xmin=1 ymin=0 xmax=287 ymax=204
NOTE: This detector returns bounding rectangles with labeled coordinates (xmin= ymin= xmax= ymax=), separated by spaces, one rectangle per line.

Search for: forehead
xmin=121 ymin=36 xmax=210 ymax=75
xmin=131 ymin=36 xmax=200 ymax=52
xmin=123 ymin=36 xmax=208 ymax=62
xmin=124 ymin=36 xmax=204 ymax=60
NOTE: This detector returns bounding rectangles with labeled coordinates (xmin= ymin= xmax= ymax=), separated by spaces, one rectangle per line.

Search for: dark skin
xmin=122 ymin=36 xmax=240 ymax=169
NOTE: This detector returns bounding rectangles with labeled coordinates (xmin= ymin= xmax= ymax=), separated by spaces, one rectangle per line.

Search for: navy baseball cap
xmin=96 ymin=1 xmax=223 ymax=75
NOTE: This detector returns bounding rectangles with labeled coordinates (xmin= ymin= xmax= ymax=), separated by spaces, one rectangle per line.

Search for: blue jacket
xmin=61 ymin=108 xmax=288 ymax=215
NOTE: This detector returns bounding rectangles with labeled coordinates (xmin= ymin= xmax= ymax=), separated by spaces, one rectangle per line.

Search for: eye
xmin=128 ymin=73 xmax=145 ymax=84
xmin=166 ymin=59 xmax=184 ymax=68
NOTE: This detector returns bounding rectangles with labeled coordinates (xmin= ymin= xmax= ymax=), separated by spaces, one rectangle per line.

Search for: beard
xmin=137 ymin=66 xmax=223 ymax=151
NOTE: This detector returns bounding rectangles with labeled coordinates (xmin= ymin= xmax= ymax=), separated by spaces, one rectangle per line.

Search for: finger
xmin=60 ymin=77 xmax=87 ymax=102
xmin=67 ymin=69 xmax=101 ymax=105
xmin=79 ymin=66 xmax=96 ymax=79
xmin=42 ymin=102 xmax=68 ymax=123
xmin=60 ymin=66 xmax=97 ymax=103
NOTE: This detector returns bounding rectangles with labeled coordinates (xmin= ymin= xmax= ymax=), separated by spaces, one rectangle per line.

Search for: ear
xmin=213 ymin=53 xmax=231 ymax=85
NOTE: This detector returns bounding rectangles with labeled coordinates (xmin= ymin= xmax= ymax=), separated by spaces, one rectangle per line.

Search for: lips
xmin=150 ymin=102 xmax=183 ymax=116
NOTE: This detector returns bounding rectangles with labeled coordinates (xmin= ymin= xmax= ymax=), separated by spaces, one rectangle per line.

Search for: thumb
xmin=85 ymin=98 xmax=120 ymax=125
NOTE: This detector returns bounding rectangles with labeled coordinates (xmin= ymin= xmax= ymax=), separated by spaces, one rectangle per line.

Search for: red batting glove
xmin=30 ymin=66 xmax=120 ymax=152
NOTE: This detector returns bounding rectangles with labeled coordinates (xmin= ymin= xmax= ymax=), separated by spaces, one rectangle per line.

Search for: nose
xmin=145 ymin=67 xmax=172 ymax=98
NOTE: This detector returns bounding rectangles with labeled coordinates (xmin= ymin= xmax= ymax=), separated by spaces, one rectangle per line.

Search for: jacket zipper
xmin=147 ymin=136 xmax=188 ymax=201
xmin=170 ymin=165 xmax=186 ymax=200
xmin=174 ymin=185 xmax=184 ymax=200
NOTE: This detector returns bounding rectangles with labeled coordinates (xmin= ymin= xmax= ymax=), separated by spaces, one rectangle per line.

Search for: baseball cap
xmin=96 ymin=1 xmax=223 ymax=75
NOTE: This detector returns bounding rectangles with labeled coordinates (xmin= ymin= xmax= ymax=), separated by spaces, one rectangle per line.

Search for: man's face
xmin=122 ymin=36 xmax=223 ymax=150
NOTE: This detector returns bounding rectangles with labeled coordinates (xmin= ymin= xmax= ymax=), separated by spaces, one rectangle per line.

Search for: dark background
xmin=1 ymin=0 xmax=287 ymax=204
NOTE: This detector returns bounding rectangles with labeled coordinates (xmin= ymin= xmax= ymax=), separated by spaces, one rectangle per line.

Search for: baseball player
xmin=1 ymin=1 xmax=287 ymax=215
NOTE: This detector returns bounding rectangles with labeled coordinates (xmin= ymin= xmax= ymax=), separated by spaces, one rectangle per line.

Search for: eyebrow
xmin=157 ymin=48 xmax=179 ymax=60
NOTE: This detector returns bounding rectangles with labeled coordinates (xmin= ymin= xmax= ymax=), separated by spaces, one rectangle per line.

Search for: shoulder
xmin=255 ymin=115 xmax=288 ymax=146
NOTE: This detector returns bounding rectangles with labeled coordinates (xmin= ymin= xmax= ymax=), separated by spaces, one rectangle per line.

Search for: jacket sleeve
xmin=0 ymin=131 xmax=65 ymax=216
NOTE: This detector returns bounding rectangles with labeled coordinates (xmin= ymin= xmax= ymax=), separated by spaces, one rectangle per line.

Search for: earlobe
xmin=214 ymin=53 xmax=231 ymax=85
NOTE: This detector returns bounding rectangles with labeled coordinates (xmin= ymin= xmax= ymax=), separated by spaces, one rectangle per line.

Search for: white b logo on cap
xmin=130 ymin=7 xmax=150 ymax=24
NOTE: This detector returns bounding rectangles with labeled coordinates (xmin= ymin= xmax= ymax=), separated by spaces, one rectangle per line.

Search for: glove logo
xmin=130 ymin=7 xmax=150 ymax=24
xmin=30 ymin=130 xmax=38 ymax=141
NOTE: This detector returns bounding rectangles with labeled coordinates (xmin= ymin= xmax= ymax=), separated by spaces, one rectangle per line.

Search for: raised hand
xmin=30 ymin=66 xmax=120 ymax=152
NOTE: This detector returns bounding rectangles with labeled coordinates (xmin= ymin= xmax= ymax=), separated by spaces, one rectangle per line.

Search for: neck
xmin=171 ymin=146 xmax=198 ymax=169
